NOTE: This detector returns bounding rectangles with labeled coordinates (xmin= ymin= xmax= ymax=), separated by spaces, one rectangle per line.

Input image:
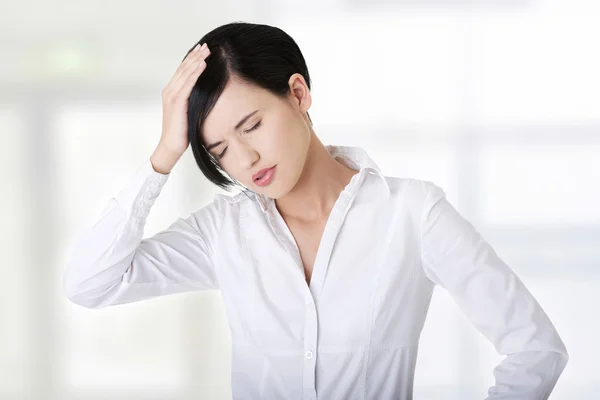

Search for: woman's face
xmin=201 ymin=74 xmax=312 ymax=199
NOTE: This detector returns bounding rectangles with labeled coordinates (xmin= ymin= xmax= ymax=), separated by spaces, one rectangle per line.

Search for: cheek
xmin=266 ymin=120 xmax=302 ymax=152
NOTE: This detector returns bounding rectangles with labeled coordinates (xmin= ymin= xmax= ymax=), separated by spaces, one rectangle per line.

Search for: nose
xmin=234 ymin=141 xmax=259 ymax=170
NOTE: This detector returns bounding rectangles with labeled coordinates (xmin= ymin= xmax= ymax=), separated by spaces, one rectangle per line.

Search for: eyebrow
xmin=205 ymin=110 xmax=259 ymax=152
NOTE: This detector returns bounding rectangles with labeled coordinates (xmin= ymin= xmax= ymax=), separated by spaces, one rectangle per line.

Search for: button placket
xmin=303 ymin=299 xmax=318 ymax=398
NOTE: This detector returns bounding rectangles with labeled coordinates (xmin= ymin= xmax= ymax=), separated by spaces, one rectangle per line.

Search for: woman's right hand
xmin=152 ymin=42 xmax=211 ymax=173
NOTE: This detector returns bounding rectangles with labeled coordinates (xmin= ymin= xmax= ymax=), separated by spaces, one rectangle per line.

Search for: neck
xmin=275 ymin=132 xmax=358 ymax=222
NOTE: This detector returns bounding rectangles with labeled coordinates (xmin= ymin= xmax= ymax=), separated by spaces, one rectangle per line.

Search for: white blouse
xmin=63 ymin=144 xmax=569 ymax=399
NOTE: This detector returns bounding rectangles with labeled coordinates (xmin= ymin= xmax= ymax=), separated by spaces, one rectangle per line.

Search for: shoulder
xmin=377 ymin=176 xmax=449 ymax=228
xmin=195 ymin=190 xmax=259 ymax=221
xmin=384 ymin=176 xmax=446 ymax=206
xmin=177 ymin=191 xmax=252 ymax=243
xmin=372 ymin=177 xmax=449 ymax=239
xmin=188 ymin=191 xmax=249 ymax=216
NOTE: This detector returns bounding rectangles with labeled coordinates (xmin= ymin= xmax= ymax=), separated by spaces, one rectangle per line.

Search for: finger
xmin=166 ymin=43 xmax=206 ymax=90
xmin=171 ymin=46 xmax=210 ymax=93
xmin=174 ymin=59 xmax=208 ymax=100
xmin=167 ymin=43 xmax=204 ymax=88
xmin=169 ymin=44 xmax=210 ymax=92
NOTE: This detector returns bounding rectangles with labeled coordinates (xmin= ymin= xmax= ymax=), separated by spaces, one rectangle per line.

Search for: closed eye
xmin=244 ymin=120 xmax=261 ymax=134
xmin=216 ymin=120 xmax=262 ymax=160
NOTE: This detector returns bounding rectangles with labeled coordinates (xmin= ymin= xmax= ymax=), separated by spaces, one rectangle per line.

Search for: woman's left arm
xmin=419 ymin=181 xmax=569 ymax=400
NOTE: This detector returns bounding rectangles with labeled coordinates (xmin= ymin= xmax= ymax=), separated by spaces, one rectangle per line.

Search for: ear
xmin=288 ymin=73 xmax=312 ymax=113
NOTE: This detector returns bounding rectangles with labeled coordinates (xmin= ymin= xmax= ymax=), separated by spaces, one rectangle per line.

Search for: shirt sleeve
xmin=63 ymin=157 xmax=222 ymax=309
xmin=418 ymin=181 xmax=569 ymax=399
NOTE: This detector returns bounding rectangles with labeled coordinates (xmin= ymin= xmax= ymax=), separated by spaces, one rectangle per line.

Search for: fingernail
xmin=201 ymin=43 xmax=208 ymax=50
xmin=194 ymin=44 xmax=201 ymax=52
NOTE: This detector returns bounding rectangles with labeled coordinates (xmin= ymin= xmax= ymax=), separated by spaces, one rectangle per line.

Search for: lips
xmin=253 ymin=165 xmax=277 ymax=187
xmin=253 ymin=166 xmax=275 ymax=181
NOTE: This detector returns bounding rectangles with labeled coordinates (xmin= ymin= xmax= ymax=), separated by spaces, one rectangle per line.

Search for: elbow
xmin=548 ymin=349 xmax=570 ymax=384
xmin=64 ymin=285 xmax=108 ymax=309
xmin=64 ymin=289 xmax=108 ymax=309
xmin=545 ymin=334 xmax=570 ymax=375
xmin=554 ymin=335 xmax=570 ymax=365
xmin=545 ymin=340 xmax=570 ymax=377
xmin=63 ymin=270 xmax=112 ymax=309
xmin=557 ymin=347 xmax=570 ymax=370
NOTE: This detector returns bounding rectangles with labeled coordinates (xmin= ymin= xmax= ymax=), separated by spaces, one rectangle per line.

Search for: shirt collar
xmin=248 ymin=144 xmax=390 ymax=214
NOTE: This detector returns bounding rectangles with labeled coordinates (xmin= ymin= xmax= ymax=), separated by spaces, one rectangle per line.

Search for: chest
xmin=283 ymin=218 xmax=328 ymax=286
xmin=217 ymin=196 xmax=435 ymax=349
xmin=219 ymin=201 xmax=431 ymax=350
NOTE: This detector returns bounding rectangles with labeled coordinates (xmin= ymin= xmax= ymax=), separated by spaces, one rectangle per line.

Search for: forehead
xmin=202 ymin=77 xmax=271 ymax=142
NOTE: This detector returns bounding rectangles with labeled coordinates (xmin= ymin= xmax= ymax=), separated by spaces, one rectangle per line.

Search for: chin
xmin=272 ymin=175 xmax=301 ymax=200
xmin=254 ymin=180 xmax=287 ymax=200
xmin=257 ymin=185 xmax=282 ymax=200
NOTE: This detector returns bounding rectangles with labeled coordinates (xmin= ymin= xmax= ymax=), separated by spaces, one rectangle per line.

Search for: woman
xmin=63 ymin=22 xmax=569 ymax=399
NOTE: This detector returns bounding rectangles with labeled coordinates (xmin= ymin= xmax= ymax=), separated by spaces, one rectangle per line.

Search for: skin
xmin=201 ymin=73 xmax=359 ymax=224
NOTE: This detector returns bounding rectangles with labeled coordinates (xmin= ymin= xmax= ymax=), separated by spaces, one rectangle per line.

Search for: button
xmin=305 ymin=350 xmax=313 ymax=359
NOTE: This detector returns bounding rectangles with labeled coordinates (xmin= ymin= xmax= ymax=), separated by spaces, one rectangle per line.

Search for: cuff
xmin=115 ymin=157 xmax=170 ymax=221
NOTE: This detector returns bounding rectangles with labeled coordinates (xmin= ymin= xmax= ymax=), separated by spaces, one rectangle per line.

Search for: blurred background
xmin=1 ymin=0 xmax=599 ymax=399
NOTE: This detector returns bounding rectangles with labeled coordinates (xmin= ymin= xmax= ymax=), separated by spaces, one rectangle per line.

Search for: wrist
xmin=150 ymin=143 xmax=183 ymax=175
